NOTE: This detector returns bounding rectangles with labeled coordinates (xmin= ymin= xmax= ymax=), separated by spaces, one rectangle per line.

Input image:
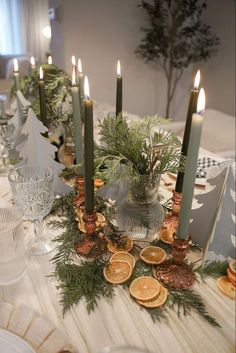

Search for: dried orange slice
xmin=107 ymin=236 xmax=133 ymax=253
xmin=75 ymin=209 xmax=84 ymax=223
xmin=159 ymin=227 xmax=174 ymax=244
xmin=96 ymin=213 xmax=106 ymax=225
xmin=94 ymin=178 xmax=105 ymax=188
xmin=129 ymin=276 xmax=160 ymax=301
xmin=110 ymin=252 xmax=136 ymax=269
xmin=227 ymin=269 xmax=236 ymax=287
xmin=140 ymin=246 xmax=166 ymax=265
xmin=216 ymin=276 xmax=236 ymax=299
xmin=103 ymin=260 xmax=132 ymax=284
xmin=229 ymin=260 xmax=236 ymax=275
xmin=78 ymin=222 xmax=86 ymax=233
xmin=137 ymin=284 xmax=168 ymax=308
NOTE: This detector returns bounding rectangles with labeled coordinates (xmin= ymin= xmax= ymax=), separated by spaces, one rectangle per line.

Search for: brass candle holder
xmin=154 ymin=234 xmax=195 ymax=289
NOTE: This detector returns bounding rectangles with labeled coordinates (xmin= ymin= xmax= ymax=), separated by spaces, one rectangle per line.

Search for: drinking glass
xmin=8 ymin=165 xmax=54 ymax=256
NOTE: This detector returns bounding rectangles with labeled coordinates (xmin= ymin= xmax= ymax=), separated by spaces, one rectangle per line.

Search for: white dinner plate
xmin=0 ymin=329 xmax=36 ymax=353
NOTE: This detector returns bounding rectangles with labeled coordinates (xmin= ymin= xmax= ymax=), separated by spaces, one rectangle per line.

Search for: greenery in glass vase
xmin=95 ymin=114 xmax=184 ymax=183
xmin=11 ymin=64 xmax=73 ymax=127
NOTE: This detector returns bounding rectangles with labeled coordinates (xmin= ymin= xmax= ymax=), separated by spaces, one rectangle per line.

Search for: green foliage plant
xmin=11 ymin=64 xmax=73 ymax=128
xmin=95 ymin=114 xmax=184 ymax=185
xmin=136 ymin=0 xmax=220 ymax=118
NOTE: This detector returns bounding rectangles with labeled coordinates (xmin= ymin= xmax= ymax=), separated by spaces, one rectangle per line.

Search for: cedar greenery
xmin=167 ymin=288 xmax=220 ymax=327
xmin=51 ymin=193 xmax=225 ymax=327
xmin=95 ymin=114 xmax=185 ymax=183
xmin=136 ymin=0 xmax=220 ymax=118
xmin=11 ymin=64 xmax=72 ymax=127
xmin=195 ymin=260 xmax=229 ymax=281
xmin=54 ymin=260 xmax=114 ymax=314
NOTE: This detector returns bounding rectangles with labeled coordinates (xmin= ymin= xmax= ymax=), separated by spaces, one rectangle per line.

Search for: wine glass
xmin=8 ymin=165 xmax=54 ymax=256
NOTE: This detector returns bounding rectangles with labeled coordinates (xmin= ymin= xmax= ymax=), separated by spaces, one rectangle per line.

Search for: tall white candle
xmin=177 ymin=88 xmax=206 ymax=239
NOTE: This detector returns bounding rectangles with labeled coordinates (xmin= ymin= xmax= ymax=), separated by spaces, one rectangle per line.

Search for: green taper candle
xmin=84 ymin=76 xmax=94 ymax=213
xmin=71 ymin=66 xmax=83 ymax=173
xmin=177 ymin=88 xmax=205 ymax=239
xmin=38 ymin=66 xmax=48 ymax=127
xmin=175 ymin=70 xmax=200 ymax=193
xmin=13 ymin=58 xmax=20 ymax=91
xmin=116 ymin=60 xmax=122 ymax=116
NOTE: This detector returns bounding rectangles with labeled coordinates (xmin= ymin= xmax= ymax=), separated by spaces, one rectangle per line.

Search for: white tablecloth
xmin=0 ymin=177 xmax=235 ymax=353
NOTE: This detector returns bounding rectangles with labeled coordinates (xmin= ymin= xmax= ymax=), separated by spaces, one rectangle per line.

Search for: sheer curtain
xmin=0 ymin=0 xmax=49 ymax=62
xmin=0 ymin=0 xmax=25 ymax=54
xmin=21 ymin=0 xmax=50 ymax=62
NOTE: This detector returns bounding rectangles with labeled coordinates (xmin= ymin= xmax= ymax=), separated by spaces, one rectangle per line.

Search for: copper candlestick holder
xmin=74 ymin=176 xmax=85 ymax=207
xmin=163 ymin=190 xmax=182 ymax=232
xmin=75 ymin=211 xmax=97 ymax=256
xmin=154 ymin=234 xmax=195 ymax=289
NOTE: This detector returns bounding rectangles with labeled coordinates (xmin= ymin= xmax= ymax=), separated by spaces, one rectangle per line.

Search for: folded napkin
xmin=196 ymin=157 xmax=220 ymax=179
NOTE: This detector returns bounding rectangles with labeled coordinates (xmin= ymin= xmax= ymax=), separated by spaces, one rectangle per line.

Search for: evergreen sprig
xmin=49 ymin=193 xmax=81 ymax=266
xmin=11 ymin=63 xmax=72 ymax=126
xmin=167 ymin=288 xmax=220 ymax=327
xmin=195 ymin=260 xmax=228 ymax=281
xmin=95 ymin=114 xmax=184 ymax=184
xmin=54 ymin=260 xmax=114 ymax=314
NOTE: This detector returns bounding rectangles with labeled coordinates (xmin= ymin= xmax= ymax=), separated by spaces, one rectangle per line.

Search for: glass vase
xmin=116 ymin=174 xmax=164 ymax=241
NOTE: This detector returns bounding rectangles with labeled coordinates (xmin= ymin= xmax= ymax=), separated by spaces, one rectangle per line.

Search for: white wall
xmin=200 ymin=0 xmax=235 ymax=117
xmin=49 ymin=0 xmax=235 ymax=119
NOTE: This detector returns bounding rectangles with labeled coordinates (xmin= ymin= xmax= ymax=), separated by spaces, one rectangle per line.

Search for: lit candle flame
xmin=84 ymin=76 xmax=90 ymax=99
xmin=71 ymin=55 xmax=76 ymax=66
xmin=117 ymin=60 xmax=121 ymax=76
xmin=78 ymin=59 xmax=82 ymax=73
xmin=197 ymin=88 xmax=205 ymax=113
xmin=30 ymin=56 xmax=35 ymax=67
xmin=72 ymin=66 xmax=77 ymax=86
xmin=48 ymin=55 xmax=52 ymax=65
xmin=194 ymin=70 xmax=200 ymax=89
xmin=39 ymin=66 xmax=44 ymax=80
xmin=13 ymin=58 xmax=19 ymax=72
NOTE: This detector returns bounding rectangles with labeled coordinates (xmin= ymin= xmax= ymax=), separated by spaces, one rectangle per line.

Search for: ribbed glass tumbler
xmin=8 ymin=165 xmax=54 ymax=256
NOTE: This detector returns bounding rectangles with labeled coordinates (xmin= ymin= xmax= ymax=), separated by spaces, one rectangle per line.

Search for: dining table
xmin=0 ymin=171 xmax=235 ymax=353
